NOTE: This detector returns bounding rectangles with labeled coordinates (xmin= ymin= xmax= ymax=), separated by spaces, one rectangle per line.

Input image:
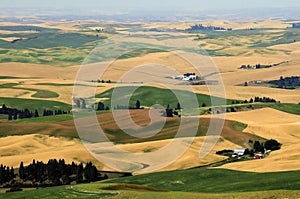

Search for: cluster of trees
xmin=231 ymin=96 xmax=277 ymax=104
xmin=0 ymin=165 xmax=15 ymax=185
xmin=269 ymin=76 xmax=300 ymax=89
xmin=216 ymin=139 xmax=281 ymax=158
xmin=91 ymin=79 xmax=112 ymax=84
xmin=114 ymin=100 xmax=143 ymax=110
xmin=239 ymin=64 xmax=272 ymax=70
xmin=249 ymin=139 xmax=281 ymax=155
xmin=187 ymin=24 xmax=232 ymax=31
xmin=42 ymin=109 xmax=69 ymax=116
xmin=0 ymin=104 xmax=69 ymax=121
xmin=251 ymin=97 xmax=277 ymax=103
xmin=165 ymin=103 xmax=181 ymax=117
xmin=96 ymin=102 xmax=109 ymax=111
xmin=0 ymin=159 xmax=108 ymax=188
xmin=73 ymin=97 xmax=87 ymax=109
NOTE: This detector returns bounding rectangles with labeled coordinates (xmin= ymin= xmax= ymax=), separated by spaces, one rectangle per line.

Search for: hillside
xmin=0 ymin=109 xmax=261 ymax=172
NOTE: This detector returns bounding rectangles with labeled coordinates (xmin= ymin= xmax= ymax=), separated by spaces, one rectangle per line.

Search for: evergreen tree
xmin=34 ymin=109 xmax=39 ymax=117
xmin=135 ymin=100 xmax=141 ymax=109
xmin=76 ymin=163 xmax=84 ymax=183
xmin=176 ymin=102 xmax=181 ymax=110
xmin=81 ymin=98 xmax=86 ymax=109
xmin=8 ymin=113 xmax=12 ymax=121
xmin=19 ymin=162 xmax=25 ymax=179
xmin=97 ymin=102 xmax=105 ymax=111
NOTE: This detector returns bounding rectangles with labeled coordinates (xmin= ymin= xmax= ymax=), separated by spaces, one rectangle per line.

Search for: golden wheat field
xmin=0 ymin=19 xmax=299 ymax=175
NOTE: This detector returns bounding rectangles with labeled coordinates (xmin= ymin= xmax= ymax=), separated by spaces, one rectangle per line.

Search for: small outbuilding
xmin=254 ymin=154 xmax=264 ymax=159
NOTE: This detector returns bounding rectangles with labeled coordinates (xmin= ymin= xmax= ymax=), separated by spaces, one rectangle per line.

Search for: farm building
xmin=232 ymin=148 xmax=247 ymax=157
xmin=170 ymin=72 xmax=200 ymax=81
xmin=254 ymin=154 xmax=264 ymax=159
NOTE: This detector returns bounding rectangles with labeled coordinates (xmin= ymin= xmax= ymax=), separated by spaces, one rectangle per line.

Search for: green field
xmin=266 ymin=103 xmax=300 ymax=115
xmin=0 ymin=97 xmax=71 ymax=113
xmin=0 ymin=83 xmax=60 ymax=99
xmin=96 ymin=86 xmax=232 ymax=110
xmin=31 ymin=90 xmax=59 ymax=98
xmin=232 ymin=121 xmax=248 ymax=132
xmin=0 ymin=25 xmax=58 ymax=32
xmin=0 ymin=183 xmax=117 ymax=199
xmin=13 ymin=110 xmax=111 ymax=123
xmin=0 ymin=26 xmax=107 ymax=66
xmin=35 ymin=83 xmax=76 ymax=86
xmin=192 ymin=28 xmax=295 ymax=56
xmin=1 ymin=170 xmax=300 ymax=199
xmin=108 ymin=167 xmax=300 ymax=193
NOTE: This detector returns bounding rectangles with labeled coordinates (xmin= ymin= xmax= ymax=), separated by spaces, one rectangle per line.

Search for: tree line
xmin=249 ymin=139 xmax=281 ymax=155
xmin=91 ymin=79 xmax=112 ymax=83
xmin=0 ymin=104 xmax=69 ymax=121
xmin=114 ymin=100 xmax=143 ymax=110
xmin=186 ymin=24 xmax=232 ymax=31
xmin=0 ymin=159 xmax=109 ymax=189
xmin=269 ymin=76 xmax=300 ymax=89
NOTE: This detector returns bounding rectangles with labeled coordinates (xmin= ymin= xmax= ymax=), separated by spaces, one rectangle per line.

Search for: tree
xmin=73 ymin=97 xmax=81 ymax=108
xmin=97 ymin=102 xmax=105 ymax=111
xmin=165 ymin=105 xmax=173 ymax=117
xmin=76 ymin=163 xmax=84 ymax=183
xmin=8 ymin=113 xmax=12 ymax=121
xmin=81 ymin=98 xmax=86 ymax=109
xmin=176 ymin=102 xmax=181 ymax=110
xmin=19 ymin=162 xmax=25 ymax=179
xmin=34 ymin=109 xmax=39 ymax=117
xmin=230 ymin=107 xmax=236 ymax=112
xmin=1 ymin=104 xmax=7 ymax=110
xmin=253 ymin=141 xmax=261 ymax=152
xmin=264 ymin=139 xmax=281 ymax=151
xmin=244 ymin=82 xmax=248 ymax=86
xmin=135 ymin=100 xmax=141 ymax=109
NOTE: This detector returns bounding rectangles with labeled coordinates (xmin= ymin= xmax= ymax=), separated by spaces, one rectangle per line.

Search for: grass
xmin=251 ymin=29 xmax=300 ymax=48
xmin=192 ymin=28 xmax=291 ymax=56
xmin=0 ymin=30 xmax=106 ymax=66
xmin=266 ymin=103 xmax=300 ymax=115
xmin=13 ymin=114 xmax=74 ymax=123
xmin=0 ymin=183 xmax=117 ymax=199
xmin=0 ymin=83 xmax=19 ymax=89
xmin=0 ymin=83 xmax=59 ymax=99
xmin=31 ymin=90 xmax=59 ymax=98
xmin=13 ymin=110 xmax=110 ymax=123
xmin=117 ymin=48 xmax=167 ymax=59
xmin=232 ymin=121 xmax=248 ymax=132
xmin=108 ymin=167 xmax=300 ymax=193
xmin=0 ymin=32 xmax=105 ymax=49
xmin=0 ymin=25 xmax=58 ymax=32
xmin=96 ymin=86 xmax=232 ymax=110
xmin=1 ymin=182 xmax=299 ymax=199
xmin=35 ymin=83 xmax=76 ymax=86
xmin=0 ymin=76 xmax=28 ymax=80
xmin=0 ymin=97 xmax=71 ymax=113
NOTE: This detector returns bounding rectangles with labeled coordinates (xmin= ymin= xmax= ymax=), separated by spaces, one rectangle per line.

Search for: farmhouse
xmin=171 ymin=73 xmax=200 ymax=81
xmin=232 ymin=148 xmax=247 ymax=157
